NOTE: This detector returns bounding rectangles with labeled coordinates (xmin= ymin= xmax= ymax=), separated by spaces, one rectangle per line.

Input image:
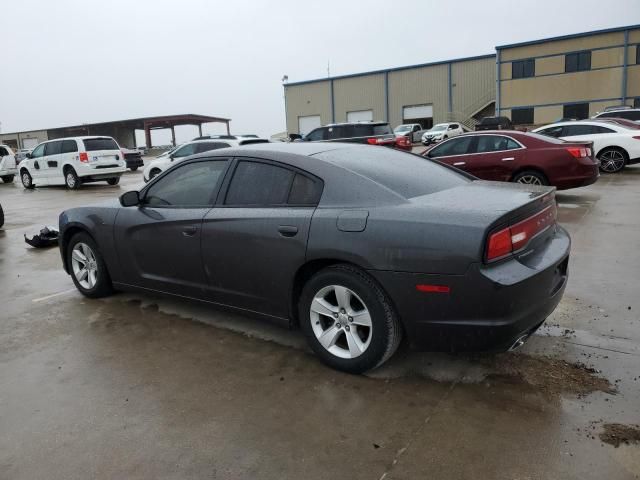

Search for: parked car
xmin=0 ymin=144 xmax=17 ymax=183
xmin=422 ymin=131 xmax=598 ymax=190
xmin=295 ymin=122 xmax=397 ymax=147
xmin=19 ymin=136 xmax=126 ymax=190
xmin=394 ymin=124 xmax=423 ymax=143
xmin=15 ymin=148 xmax=33 ymax=163
xmin=533 ymin=120 xmax=640 ymax=173
xmin=596 ymin=117 xmax=640 ymax=130
xmin=421 ymin=123 xmax=467 ymax=145
xmin=120 ymin=147 xmax=144 ymax=171
xmin=59 ymin=143 xmax=570 ymax=373
xmin=475 ymin=116 xmax=513 ymax=131
xmin=192 ymin=134 xmax=258 ymax=141
xmin=593 ymin=108 xmax=640 ymax=123
xmin=143 ymin=138 xmax=269 ymax=182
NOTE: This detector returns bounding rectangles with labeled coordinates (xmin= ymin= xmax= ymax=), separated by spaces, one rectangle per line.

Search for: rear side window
xmin=429 ymin=136 xmax=474 ymax=157
xmin=288 ymin=174 xmax=322 ymax=205
xmin=373 ymin=124 xmax=393 ymax=135
xmin=196 ymin=142 xmax=229 ymax=153
xmin=44 ymin=141 xmax=62 ymax=156
xmin=61 ymin=140 xmax=78 ymax=153
xmin=225 ymin=161 xmax=294 ymax=206
xmin=563 ymin=125 xmax=595 ymax=136
xmin=83 ymin=138 xmax=119 ymax=151
xmin=592 ymin=125 xmax=615 ymax=134
xmin=351 ymin=124 xmax=373 ymax=137
xmin=538 ymin=126 xmax=564 ymax=138
xmin=475 ymin=135 xmax=519 ymax=153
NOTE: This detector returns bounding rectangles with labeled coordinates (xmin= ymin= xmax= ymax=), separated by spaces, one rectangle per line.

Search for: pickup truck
xmin=0 ymin=144 xmax=18 ymax=183
xmin=121 ymin=147 xmax=144 ymax=171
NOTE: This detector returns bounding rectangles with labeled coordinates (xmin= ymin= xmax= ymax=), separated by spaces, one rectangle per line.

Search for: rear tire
xmin=107 ymin=177 xmax=120 ymax=186
xmin=299 ymin=264 xmax=402 ymax=374
xmin=513 ymin=170 xmax=548 ymax=186
xmin=21 ymin=170 xmax=34 ymax=189
xmin=597 ymin=147 xmax=627 ymax=173
xmin=67 ymin=232 xmax=113 ymax=298
xmin=1 ymin=175 xmax=14 ymax=183
xmin=64 ymin=168 xmax=80 ymax=190
xmin=0 ymin=203 xmax=4 ymax=228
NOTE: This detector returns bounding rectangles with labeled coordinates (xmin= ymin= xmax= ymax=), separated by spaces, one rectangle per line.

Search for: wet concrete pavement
xmin=1 ymin=165 xmax=639 ymax=479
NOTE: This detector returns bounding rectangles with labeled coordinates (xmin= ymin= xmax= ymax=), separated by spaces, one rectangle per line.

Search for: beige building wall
xmin=284 ymin=81 xmax=332 ymax=134
xmin=500 ymin=31 xmax=625 ymax=61
xmin=387 ymin=64 xmax=449 ymax=127
xmin=333 ymin=74 xmax=385 ymax=123
xmin=627 ymin=65 xmax=640 ymax=97
xmin=451 ymin=56 xmax=496 ymax=116
xmin=0 ymin=130 xmax=49 ymax=150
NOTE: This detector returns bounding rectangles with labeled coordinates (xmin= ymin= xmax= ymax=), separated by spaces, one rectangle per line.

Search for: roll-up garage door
xmin=402 ymin=104 xmax=433 ymax=129
xmin=298 ymin=115 xmax=321 ymax=136
xmin=346 ymin=110 xmax=373 ymax=123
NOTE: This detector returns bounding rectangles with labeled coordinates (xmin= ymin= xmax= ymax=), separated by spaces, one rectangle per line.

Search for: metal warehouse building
xmin=285 ymin=24 xmax=640 ymax=135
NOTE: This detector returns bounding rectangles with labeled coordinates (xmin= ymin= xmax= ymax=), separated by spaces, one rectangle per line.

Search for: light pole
xmin=282 ymin=75 xmax=288 ymax=139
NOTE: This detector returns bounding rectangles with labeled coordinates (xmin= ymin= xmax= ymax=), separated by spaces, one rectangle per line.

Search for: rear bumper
xmin=77 ymin=165 xmax=126 ymax=182
xmin=369 ymin=225 xmax=570 ymax=352
xmin=125 ymin=156 xmax=144 ymax=169
xmin=554 ymin=162 xmax=599 ymax=190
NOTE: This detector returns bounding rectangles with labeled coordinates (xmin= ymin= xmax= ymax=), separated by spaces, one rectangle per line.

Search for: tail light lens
xmin=566 ymin=147 xmax=589 ymax=158
xmin=79 ymin=152 xmax=89 ymax=162
xmin=486 ymin=202 xmax=557 ymax=262
xmin=396 ymin=136 xmax=411 ymax=147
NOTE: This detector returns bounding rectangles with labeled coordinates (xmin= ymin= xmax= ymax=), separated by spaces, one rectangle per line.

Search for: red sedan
xmin=421 ymin=131 xmax=599 ymax=190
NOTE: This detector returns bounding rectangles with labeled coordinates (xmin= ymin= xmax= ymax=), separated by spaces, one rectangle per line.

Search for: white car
xmin=0 ymin=144 xmax=18 ymax=183
xmin=592 ymin=108 xmax=640 ymax=124
xmin=19 ymin=136 xmax=126 ymax=189
xmin=421 ymin=123 xmax=467 ymax=145
xmin=143 ymin=138 xmax=270 ymax=182
xmin=533 ymin=120 xmax=640 ymax=173
xmin=394 ymin=124 xmax=423 ymax=142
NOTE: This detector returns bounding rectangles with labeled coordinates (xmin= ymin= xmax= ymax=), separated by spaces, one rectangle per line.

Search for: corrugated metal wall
xmin=451 ymin=57 xmax=496 ymax=116
xmin=333 ymin=74 xmax=386 ymax=123
xmin=284 ymin=81 xmax=332 ymax=134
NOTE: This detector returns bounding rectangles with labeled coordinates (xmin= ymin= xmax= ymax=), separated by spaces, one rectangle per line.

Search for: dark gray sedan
xmin=59 ymin=143 xmax=570 ymax=373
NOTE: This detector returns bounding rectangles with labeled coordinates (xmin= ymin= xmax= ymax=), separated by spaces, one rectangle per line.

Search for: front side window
xmin=563 ymin=103 xmax=590 ymax=120
xmin=512 ymin=58 xmax=535 ymax=79
xmin=565 ymin=51 xmax=591 ymax=72
xmin=44 ymin=141 xmax=62 ymax=156
xmin=305 ymin=128 xmax=327 ymax=141
xmin=511 ymin=108 xmax=534 ymax=125
xmin=31 ymin=144 xmax=45 ymax=158
xmin=428 ymin=136 xmax=473 ymax=158
xmin=144 ymin=160 xmax=227 ymax=207
xmin=225 ymin=161 xmax=294 ymax=206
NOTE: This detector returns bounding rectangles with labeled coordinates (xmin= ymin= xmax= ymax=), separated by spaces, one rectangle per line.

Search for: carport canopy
xmin=141 ymin=114 xmax=231 ymax=147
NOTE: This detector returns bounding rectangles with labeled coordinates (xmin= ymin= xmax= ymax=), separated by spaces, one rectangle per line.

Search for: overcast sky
xmin=2 ymin=0 xmax=639 ymax=144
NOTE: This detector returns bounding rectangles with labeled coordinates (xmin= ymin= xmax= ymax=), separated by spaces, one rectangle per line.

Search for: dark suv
xmin=299 ymin=122 xmax=397 ymax=146
xmin=475 ymin=116 xmax=514 ymax=131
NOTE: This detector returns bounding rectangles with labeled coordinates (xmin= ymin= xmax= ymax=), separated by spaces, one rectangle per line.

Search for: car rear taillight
xmin=367 ymin=137 xmax=383 ymax=145
xmin=566 ymin=147 xmax=589 ymax=158
xmin=486 ymin=202 xmax=557 ymax=262
xmin=79 ymin=152 xmax=89 ymax=162
xmin=396 ymin=136 xmax=411 ymax=147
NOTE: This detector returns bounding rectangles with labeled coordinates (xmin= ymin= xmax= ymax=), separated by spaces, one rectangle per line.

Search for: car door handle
xmin=182 ymin=225 xmax=198 ymax=237
xmin=453 ymin=161 xmax=466 ymax=166
xmin=278 ymin=225 xmax=298 ymax=237
xmin=501 ymin=157 xmax=515 ymax=161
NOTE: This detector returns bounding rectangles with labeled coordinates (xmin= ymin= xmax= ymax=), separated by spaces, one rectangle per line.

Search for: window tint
xmin=61 ymin=140 xmax=78 ymax=153
xmin=449 ymin=124 xmax=459 ymax=129
xmin=172 ymin=143 xmax=199 ymax=158
xmin=305 ymin=128 xmax=327 ymax=141
xmin=0 ymin=147 xmax=8 ymax=157
xmin=616 ymin=110 xmax=640 ymax=121
xmin=316 ymin=147 xmax=469 ymax=199
xmin=144 ymin=160 xmax=227 ymax=207
xmin=288 ymin=174 xmax=322 ymax=205
xmin=592 ymin=125 xmax=615 ymax=134
xmin=83 ymin=138 xmax=119 ymax=151
xmin=563 ymin=103 xmax=590 ymax=120
xmin=475 ymin=135 xmax=518 ymax=153
xmin=538 ymin=126 xmax=564 ymax=138
xmin=512 ymin=58 xmax=535 ymax=79
xmin=327 ymin=126 xmax=349 ymax=139
xmin=565 ymin=51 xmax=591 ymax=72
xmin=563 ymin=124 xmax=595 ymax=136
xmin=44 ymin=141 xmax=62 ymax=156
xmin=511 ymin=107 xmax=534 ymax=125
xmin=373 ymin=124 xmax=393 ymax=135
xmin=31 ymin=144 xmax=45 ymax=158
xmin=196 ymin=142 xmax=229 ymax=153
xmin=225 ymin=161 xmax=294 ymax=206
xmin=428 ymin=136 xmax=473 ymax=158
xmin=351 ymin=124 xmax=373 ymax=137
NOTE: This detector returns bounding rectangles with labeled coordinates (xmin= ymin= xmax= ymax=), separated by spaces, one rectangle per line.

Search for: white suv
xmin=143 ymin=138 xmax=269 ymax=182
xmin=0 ymin=144 xmax=18 ymax=183
xmin=421 ymin=123 xmax=467 ymax=145
xmin=19 ymin=136 xmax=126 ymax=189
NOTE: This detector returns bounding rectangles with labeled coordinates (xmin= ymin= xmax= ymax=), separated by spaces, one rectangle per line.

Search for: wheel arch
xmin=595 ymin=144 xmax=629 ymax=160
xmin=510 ymin=166 xmax=549 ymax=184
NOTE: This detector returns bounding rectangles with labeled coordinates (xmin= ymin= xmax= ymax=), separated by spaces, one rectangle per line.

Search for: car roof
xmin=596 ymin=108 xmax=639 ymax=114
xmin=535 ymin=120 xmax=624 ymax=129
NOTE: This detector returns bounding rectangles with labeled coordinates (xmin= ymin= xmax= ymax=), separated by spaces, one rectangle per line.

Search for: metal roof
xmin=496 ymin=24 xmax=640 ymax=50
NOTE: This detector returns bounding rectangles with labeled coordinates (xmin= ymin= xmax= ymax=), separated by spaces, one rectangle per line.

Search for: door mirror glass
xmin=120 ymin=190 xmax=140 ymax=207
xmin=26 ymin=152 xmax=32 ymax=159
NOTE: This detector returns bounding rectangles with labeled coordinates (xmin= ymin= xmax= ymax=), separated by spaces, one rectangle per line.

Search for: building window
xmin=565 ymin=51 xmax=591 ymax=72
xmin=512 ymin=59 xmax=535 ymax=79
xmin=511 ymin=107 xmax=534 ymax=125
xmin=563 ymin=103 xmax=590 ymax=120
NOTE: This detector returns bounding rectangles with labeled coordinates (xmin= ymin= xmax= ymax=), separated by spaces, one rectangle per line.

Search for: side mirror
xmin=288 ymin=133 xmax=302 ymax=141
xmin=26 ymin=152 xmax=32 ymax=159
xmin=119 ymin=190 xmax=140 ymax=207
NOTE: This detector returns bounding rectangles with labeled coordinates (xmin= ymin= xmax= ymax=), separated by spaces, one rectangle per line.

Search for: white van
xmin=20 ymin=136 xmax=126 ymax=189
xmin=0 ymin=144 xmax=18 ymax=183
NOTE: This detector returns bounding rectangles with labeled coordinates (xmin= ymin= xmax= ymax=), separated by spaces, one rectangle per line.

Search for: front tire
xmin=65 ymin=168 xmax=80 ymax=190
xmin=299 ymin=264 xmax=402 ymax=374
xmin=1 ymin=175 xmax=14 ymax=183
xmin=107 ymin=177 xmax=120 ymax=186
xmin=513 ymin=170 xmax=548 ymax=186
xmin=598 ymin=147 xmax=627 ymax=173
xmin=21 ymin=170 xmax=34 ymax=189
xmin=67 ymin=232 xmax=113 ymax=298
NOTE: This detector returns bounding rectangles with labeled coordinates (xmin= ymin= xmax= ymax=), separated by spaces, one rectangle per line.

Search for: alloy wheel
xmin=71 ymin=242 xmax=98 ymax=289
xmin=66 ymin=172 xmax=76 ymax=188
xmin=22 ymin=172 xmax=31 ymax=187
xmin=516 ymin=174 xmax=543 ymax=185
xmin=599 ymin=150 xmax=625 ymax=173
xmin=310 ymin=285 xmax=372 ymax=359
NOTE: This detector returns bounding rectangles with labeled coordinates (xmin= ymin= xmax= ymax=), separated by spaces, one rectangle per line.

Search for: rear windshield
xmin=83 ymin=138 xmax=119 ymax=151
xmin=315 ymin=147 xmax=469 ymax=198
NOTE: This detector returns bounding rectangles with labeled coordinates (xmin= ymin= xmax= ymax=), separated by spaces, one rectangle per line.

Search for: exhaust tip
xmin=509 ymin=334 xmax=529 ymax=351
